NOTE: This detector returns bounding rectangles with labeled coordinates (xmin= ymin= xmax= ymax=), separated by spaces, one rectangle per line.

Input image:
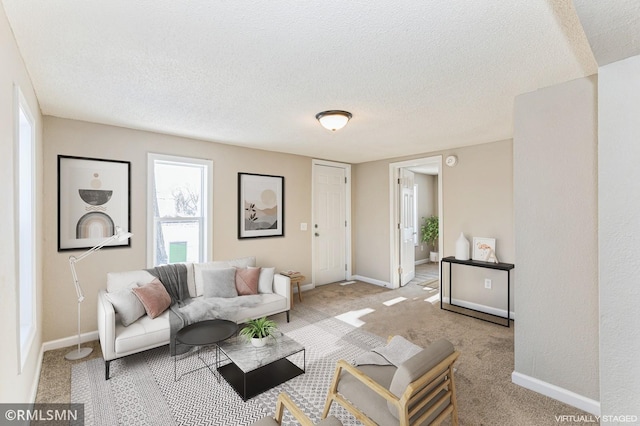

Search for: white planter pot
xmin=430 ymin=251 xmax=438 ymax=262
xmin=251 ymin=337 xmax=267 ymax=348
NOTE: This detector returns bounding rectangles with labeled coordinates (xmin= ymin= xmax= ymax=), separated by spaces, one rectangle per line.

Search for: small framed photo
xmin=238 ymin=173 xmax=284 ymax=239
xmin=58 ymin=155 xmax=131 ymax=251
xmin=472 ymin=237 xmax=496 ymax=262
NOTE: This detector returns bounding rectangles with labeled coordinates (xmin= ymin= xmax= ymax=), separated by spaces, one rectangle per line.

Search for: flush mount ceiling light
xmin=315 ymin=110 xmax=352 ymax=131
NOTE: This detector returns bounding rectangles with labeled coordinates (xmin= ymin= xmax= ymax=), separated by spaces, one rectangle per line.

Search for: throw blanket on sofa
xmin=146 ymin=264 xmax=260 ymax=355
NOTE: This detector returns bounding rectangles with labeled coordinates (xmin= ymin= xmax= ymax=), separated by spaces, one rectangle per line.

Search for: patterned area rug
xmin=72 ymin=305 xmax=385 ymax=425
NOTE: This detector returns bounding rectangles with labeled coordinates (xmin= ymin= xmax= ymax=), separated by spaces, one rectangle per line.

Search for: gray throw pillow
xmin=105 ymin=286 xmax=146 ymax=326
xmin=202 ymin=267 xmax=238 ymax=298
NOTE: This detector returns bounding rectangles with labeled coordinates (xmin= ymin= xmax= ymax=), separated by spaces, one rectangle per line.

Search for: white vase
xmin=455 ymin=232 xmax=470 ymax=260
xmin=251 ymin=337 xmax=266 ymax=348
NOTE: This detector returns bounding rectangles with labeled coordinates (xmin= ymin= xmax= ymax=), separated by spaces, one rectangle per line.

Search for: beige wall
xmin=598 ymin=55 xmax=640 ymax=415
xmin=43 ymin=117 xmax=313 ymax=342
xmin=513 ymin=75 xmax=599 ymax=401
xmin=0 ymin=6 xmax=44 ymax=403
xmin=353 ymin=139 xmax=514 ymax=314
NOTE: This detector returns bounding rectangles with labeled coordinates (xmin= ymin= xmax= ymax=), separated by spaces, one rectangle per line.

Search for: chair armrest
xmin=97 ymin=290 xmax=117 ymax=361
xmin=273 ymin=274 xmax=291 ymax=309
xmin=274 ymin=392 xmax=315 ymax=426
xmin=333 ymin=359 xmax=400 ymax=404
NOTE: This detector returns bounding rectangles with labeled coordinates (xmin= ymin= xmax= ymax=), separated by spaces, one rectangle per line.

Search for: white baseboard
xmin=296 ymin=283 xmax=314 ymax=293
xmin=511 ymin=371 xmax=600 ymax=416
xmin=415 ymin=259 xmax=429 ymax=265
xmin=42 ymin=330 xmax=99 ymax=352
xmin=351 ymin=275 xmax=391 ymax=288
xmin=442 ymin=296 xmax=515 ymax=320
xmin=29 ymin=346 xmax=44 ymax=403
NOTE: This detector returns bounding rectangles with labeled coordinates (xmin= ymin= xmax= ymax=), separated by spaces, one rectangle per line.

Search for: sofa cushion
xmin=105 ymin=286 xmax=146 ymax=326
xmin=387 ymin=338 xmax=454 ymax=419
xmin=202 ymin=268 xmax=238 ymax=298
xmin=193 ymin=257 xmax=256 ymax=296
xmin=235 ymin=267 xmax=260 ymax=295
xmin=132 ymin=278 xmax=171 ymax=319
xmin=258 ymin=267 xmax=275 ymax=294
xmin=228 ymin=293 xmax=287 ymax=322
xmin=114 ymin=309 xmax=171 ymax=354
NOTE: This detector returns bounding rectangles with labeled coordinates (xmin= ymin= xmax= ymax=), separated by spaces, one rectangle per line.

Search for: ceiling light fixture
xmin=315 ymin=110 xmax=352 ymax=131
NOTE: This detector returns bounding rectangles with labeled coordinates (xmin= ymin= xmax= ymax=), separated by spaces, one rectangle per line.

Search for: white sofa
xmin=97 ymin=257 xmax=291 ymax=379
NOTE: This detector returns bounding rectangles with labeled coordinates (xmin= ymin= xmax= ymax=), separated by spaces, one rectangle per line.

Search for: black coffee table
xmin=174 ymin=319 xmax=238 ymax=381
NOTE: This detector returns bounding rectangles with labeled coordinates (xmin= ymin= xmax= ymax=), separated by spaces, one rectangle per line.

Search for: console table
xmin=440 ymin=256 xmax=515 ymax=327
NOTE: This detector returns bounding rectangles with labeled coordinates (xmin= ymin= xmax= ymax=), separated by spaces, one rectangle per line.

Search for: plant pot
xmin=430 ymin=251 xmax=438 ymax=262
xmin=251 ymin=337 xmax=267 ymax=348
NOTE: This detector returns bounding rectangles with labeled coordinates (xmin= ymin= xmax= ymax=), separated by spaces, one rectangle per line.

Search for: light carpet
xmin=71 ymin=305 xmax=385 ymax=426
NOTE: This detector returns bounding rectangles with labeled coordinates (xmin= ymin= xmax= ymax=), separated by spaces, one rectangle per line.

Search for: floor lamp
xmin=65 ymin=226 xmax=132 ymax=361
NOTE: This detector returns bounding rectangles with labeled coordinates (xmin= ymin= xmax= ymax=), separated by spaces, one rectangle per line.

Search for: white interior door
xmin=400 ymin=168 xmax=415 ymax=286
xmin=313 ymin=164 xmax=347 ymax=285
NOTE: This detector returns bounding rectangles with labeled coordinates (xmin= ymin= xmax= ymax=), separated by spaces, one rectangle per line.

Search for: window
xmin=16 ymin=87 xmax=36 ymax=372
xmin=413 ymin=184 xmax=419 ymax=245
xmin=147 ymin=154 xmax=212 ymax=267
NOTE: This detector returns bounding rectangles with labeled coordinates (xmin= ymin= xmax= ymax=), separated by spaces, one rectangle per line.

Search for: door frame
xmin=389 ymin=156 xmax=443 ymax=288
xmin=312 ymin=159 xmax=352 ymax=286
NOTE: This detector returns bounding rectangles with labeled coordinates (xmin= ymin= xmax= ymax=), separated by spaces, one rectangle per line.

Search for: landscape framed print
xmin=238 ymin=172 xmax=284 ymax=239
xmin=58 ymin=155 xmax=131 ymax=251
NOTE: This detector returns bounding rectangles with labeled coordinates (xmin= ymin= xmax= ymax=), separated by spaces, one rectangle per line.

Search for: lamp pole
xmin=65 ymin=227 xmax=132 ymax=361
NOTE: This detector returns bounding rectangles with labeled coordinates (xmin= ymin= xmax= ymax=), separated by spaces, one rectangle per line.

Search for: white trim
xmin=511 ymin=372 xmax=600 ymax=416
xmin=14 ymin=84 xmax=37 ymax=375
xmin=351 ymin=275 xmax=391 ymax=288
xmin=312 ymin=159 xmax=352 ymax=285
xmin=441 ymin=297 xmax=515 ymax=320
xmin=42 ymin=331 xmax=99 ymax=353
xmin=28 ymin=346 xmax=44 ymax=403
xmin=415 ymin=259 xmax=429 ymax=265
xmin=147 ymin=153 xmax=213 ymax=267
xmin=389 ymin=156 xmax=443 ymax=288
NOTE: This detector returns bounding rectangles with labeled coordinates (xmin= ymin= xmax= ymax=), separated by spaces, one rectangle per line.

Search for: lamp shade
xmin=315 ymin=110 xmax=352 ymax=131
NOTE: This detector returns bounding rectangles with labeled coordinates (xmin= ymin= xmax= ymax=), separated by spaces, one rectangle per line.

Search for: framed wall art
xmin=58 ymin=155 xmax=131 ymax=251
xmin=238 ymin=173 xmax=284 ymax=239
xmin=472 ymin=237 xmax=497 ymax=262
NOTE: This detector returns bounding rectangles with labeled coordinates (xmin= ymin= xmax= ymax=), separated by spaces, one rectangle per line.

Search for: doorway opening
xmin=389 ymin=156 xmax=443 ymax=289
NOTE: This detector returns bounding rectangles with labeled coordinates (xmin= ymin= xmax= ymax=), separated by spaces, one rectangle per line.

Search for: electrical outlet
xmin=484 ymin=278 xmax=492 ymax=289
xmin=420 ymin=245 xmax=424 ymax=251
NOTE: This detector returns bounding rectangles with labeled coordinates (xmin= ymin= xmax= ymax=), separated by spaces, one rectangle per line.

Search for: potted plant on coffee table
xmin=239 ymin=317 xmax=278 ymax=347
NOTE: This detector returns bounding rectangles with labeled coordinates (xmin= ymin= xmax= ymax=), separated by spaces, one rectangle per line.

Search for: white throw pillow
xmin=258 ymin=267 xmax=275 ymax=294
xmin=106 ymin=270 xmax=156 ymax=293
xmin=105 ymin=286 xmax=146 ymax=326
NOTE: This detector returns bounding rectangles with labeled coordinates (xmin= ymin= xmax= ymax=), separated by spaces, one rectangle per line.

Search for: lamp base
xmin=65 ymin=346 xmax=93 ymax=361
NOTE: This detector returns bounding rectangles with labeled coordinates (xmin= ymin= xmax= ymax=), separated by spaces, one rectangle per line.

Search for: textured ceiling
xmin=3 ymin=1 xmax=598 ymax=163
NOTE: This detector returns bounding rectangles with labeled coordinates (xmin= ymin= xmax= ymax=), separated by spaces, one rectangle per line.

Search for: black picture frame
xmin=238 ymin=173 xmax=284 ymax=239
xmin=57 ymin=155 xmax=131 ymax=251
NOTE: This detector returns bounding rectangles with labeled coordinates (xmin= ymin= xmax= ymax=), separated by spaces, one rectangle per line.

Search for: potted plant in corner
xmin=421 ymin=215 xmax=439 ymax=262
xmin=239 ymin=317 xmax=278 ymax=348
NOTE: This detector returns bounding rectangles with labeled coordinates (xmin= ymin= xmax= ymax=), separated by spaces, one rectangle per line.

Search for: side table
xmin=289 ymin=275 xmax=305 ymax=307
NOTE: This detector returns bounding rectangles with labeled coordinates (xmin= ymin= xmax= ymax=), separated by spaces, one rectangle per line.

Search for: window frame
xmin=14 ymin=85 xmax=36 ymax=373
xmin=147 ymin=153 xmax=213 ymax=267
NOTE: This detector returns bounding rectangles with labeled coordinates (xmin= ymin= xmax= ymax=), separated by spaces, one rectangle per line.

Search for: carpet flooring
xmin=38 ymin=276 xmax=595 ymax=425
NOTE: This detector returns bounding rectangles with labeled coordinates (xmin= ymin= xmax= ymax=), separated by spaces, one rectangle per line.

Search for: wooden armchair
xmin=321 ymin=338 xmax=459 ymax=426
xmin=252 ymin=392 xmax=343 ymax=426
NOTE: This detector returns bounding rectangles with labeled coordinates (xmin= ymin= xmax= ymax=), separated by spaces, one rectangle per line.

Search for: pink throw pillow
xmin=132 ymin=278 xmax=171 ymax=318
xmin=235 ymin=267 xmax=260 ymax=295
